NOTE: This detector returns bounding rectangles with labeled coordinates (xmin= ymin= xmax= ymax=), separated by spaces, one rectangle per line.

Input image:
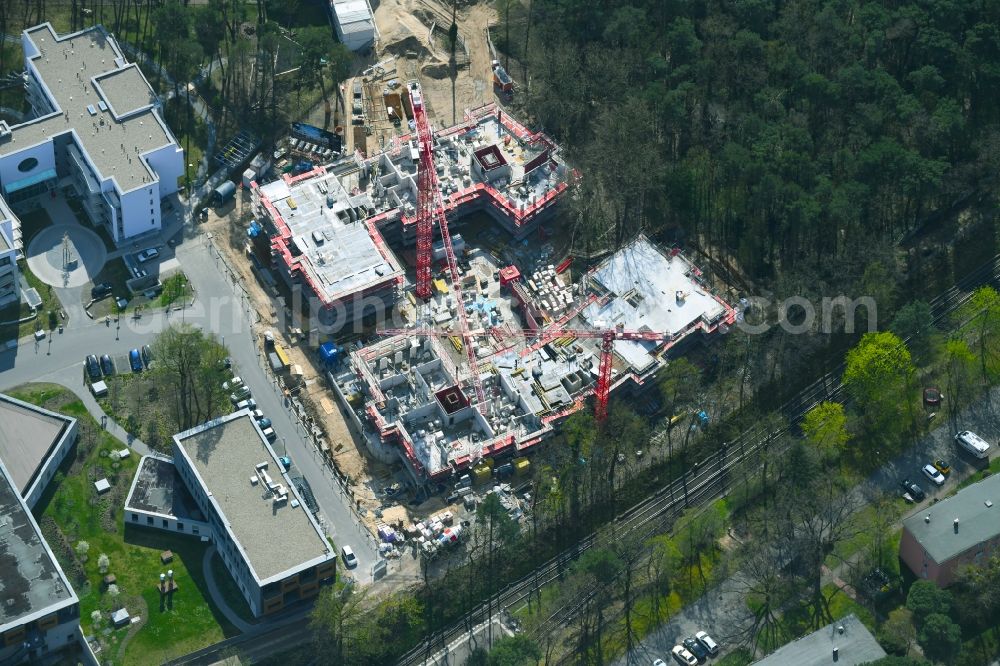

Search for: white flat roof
xmin=582 ymin=236 xmax=726 ymax=370
xmin=0 ymin=24 xmax=176 ymax=192
xmin=268 ymin=171 xmax=403 ymax=302
xmin=174 ymin=412 xmax=334 ymax=583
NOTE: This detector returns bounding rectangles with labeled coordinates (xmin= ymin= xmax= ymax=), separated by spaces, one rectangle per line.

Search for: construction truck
xmin=492 ymin=60 xmax=514 ymax=97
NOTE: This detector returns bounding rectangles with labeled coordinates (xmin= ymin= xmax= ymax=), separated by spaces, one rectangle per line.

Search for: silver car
xmin=922 ymin=463 xmax=946 ymax=486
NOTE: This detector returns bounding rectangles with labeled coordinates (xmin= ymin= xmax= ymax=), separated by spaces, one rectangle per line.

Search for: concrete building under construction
xmin=249 ymin=97 xmax=733 ymax=484
xmin=333 ymin=235 xmax=736 ymax=484
xmin=251 ymin=103 xmax=570 ymax=332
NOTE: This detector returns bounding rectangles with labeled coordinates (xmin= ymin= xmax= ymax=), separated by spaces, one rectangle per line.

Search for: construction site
xmin=243 ymin=77 xmax=735 ymax=493
xmin=199 ymin=1 xmax=736 ymax=552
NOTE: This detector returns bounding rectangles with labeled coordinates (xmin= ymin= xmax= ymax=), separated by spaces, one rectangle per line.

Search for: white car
xmin=235 ymin=398 xmax=257 ymax=411
xmin=695 ymin=630 xmax=719 ymax=656
xmin=671 ymin=645 xmax=697 ymax=666
xmin=137 ymin=247 xmax=160 ymax=262
xmin=223 ymin=376 xmax=243 ymax=391
xmin=922 ymin=463 xmax=946 ymax=486
xmin=653 ymin=660 xmax=667 ymax=666
xmin=341 ymin=545 xmax=358 ymax=568
xmin=251 ymin=409 xmax=265 ymax=421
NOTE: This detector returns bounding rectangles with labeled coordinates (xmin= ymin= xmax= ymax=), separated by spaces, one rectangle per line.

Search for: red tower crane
xmin=378 ymin=322 xmax=669 ymax=422
xmin=406 ymin=82 xmax=487 ymax=409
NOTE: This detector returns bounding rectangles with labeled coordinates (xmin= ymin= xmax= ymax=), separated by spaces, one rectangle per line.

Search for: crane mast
xmin=408 ymin=82 xmax=487 ymax=409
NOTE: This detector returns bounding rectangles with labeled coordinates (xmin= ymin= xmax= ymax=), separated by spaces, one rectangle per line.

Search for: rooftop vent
xmin=925 ymin=515 xmax=931 ymax=523
xmin=954 ymin=518 xmax=960 ymax=533
xmin=987 ymin=500 xmax=994 ymax=508
xmin=837 ymin=625 xmax=845 ymax=634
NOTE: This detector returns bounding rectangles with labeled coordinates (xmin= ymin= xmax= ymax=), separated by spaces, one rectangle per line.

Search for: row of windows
xmin=129 ymin=513 xmax=200 ymax=534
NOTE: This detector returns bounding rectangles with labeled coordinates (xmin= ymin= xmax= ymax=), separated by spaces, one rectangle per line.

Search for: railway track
xmin=170 ymin=255 xmax=1000 ymax=666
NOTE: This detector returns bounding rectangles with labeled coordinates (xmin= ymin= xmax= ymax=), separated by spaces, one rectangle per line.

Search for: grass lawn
xmin=0 ymin=260 xmax=66 ymax=344
xmin=160 ymin=272 xmax=193 ymax=308
xmin=12 ymin=383 xmax=241 ymax=665
xmin=99 ymin=363 xmax=231 ymax=454
xmin=209 ymin=550 xmax=256 ymax=625
xmin=823 ymin=501 xmax=905 ymax=570
xmin=954 ymin=457 xmax=1000 ymax=493
xmin=717 ymin=649 xmax=754 ymax=666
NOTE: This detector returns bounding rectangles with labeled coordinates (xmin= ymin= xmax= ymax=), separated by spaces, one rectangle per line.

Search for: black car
xmin=901 ymin=479 xmax=926 ymax=502
xmin=141 ymin=344 xmax=153 ymax=367
xmin=100 ymin=354 xmax=115 ymax=376
xmin=85 ymin=355 xmax=101 ymax=381
xmin=90 ymin=283 xmax=112 ymax=299
xmin=682 ymin=636 xmax=709 ymax=662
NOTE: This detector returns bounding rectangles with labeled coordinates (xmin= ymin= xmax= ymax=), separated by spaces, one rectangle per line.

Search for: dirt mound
xmin=381 ymin=33 xmax=432 ymax=60
xmin=421 ymin=62 xmax=451 ymax=79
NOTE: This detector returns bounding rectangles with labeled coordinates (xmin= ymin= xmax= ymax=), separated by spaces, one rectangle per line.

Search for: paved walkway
xmin=202 ymin=545 xmax=256 ymax=633
xmin=40 ymin=373 xmax=152 ymax=456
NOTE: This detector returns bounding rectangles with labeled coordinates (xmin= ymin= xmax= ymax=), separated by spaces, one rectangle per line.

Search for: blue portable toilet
xmin=319 ymin=341 xmax=341 ymax=369
xmin=697 ymin=410 xmax=709 ymax=426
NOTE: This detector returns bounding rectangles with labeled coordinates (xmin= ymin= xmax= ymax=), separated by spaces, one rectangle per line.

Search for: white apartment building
xmin=0 ymin=196 xmax=19 ymax=308
xmin=0 ymin=23 xmax=183 ymax=245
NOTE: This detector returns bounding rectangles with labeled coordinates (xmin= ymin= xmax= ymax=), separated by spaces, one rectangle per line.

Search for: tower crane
xmin=406 ymin=81 xmax=487 ymax=409
xmin=378 ymin=322 xmax=670 ymax=423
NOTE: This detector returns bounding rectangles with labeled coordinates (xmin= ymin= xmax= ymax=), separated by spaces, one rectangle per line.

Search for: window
xmin=177 ymin=522 xmax=184 ymax=532
xmin=17 ymin=157 xmax=38 ymax=172
xmin=192 ymin=526 xmax=199 ymax=534
xmin=131 ymin=513 xmax=138 ymax=522
xmin=146 ymin=516 xmax=154 ymax=526
xmin=162 ymin=519 xmax=168 ymax=528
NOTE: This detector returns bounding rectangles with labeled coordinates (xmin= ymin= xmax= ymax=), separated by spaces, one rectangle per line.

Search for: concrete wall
xmin=0 ymin=140 xmax=56 ymax=195
xmin=117 ymin=183 xmax=160 ymax=242
xmin=145 ymin=142 xmax=183 ymax=196
xmin=0 ymin=219 xmax=19 ymax=308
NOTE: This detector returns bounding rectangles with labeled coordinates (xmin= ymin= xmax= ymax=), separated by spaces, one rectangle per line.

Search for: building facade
xmin=900 ymin=472 xmax=1000 ymax=587
xmin=0 ymin=197 xmax=20 ymax=308
xmin=0 ymin=23 xmax=183 ymax=245
xmin=0 ymin=458 xmax=80 ymax=665
xmin=172 ymin=412 xmax=337 ymax=617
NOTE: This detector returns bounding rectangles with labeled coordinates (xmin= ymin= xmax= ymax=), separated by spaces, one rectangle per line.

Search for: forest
xmin=502 ymin=0 xmax=1000 ymax=292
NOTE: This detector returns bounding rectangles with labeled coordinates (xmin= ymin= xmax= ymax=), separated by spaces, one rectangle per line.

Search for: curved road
xmin=0 ymin=224 xmax=379 ymax=579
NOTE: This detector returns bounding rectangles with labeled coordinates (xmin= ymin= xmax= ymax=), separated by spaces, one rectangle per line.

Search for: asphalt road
xmin=0 ymin=224 xmax=378 ymax=580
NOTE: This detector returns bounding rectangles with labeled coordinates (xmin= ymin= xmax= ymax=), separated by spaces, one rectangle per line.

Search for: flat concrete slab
xmin=26 ymin=224 xmax=107 ymax=289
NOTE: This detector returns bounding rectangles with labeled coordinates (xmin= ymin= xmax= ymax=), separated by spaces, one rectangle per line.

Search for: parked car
xmin=261 ymin=426 xmax=277 ymax=441
xmin=235 ymin=398 xmax=257 ymax=411
xmin=682 ymin=636 xmax=708 ymax=661
xmin=90 ymin=282 xmax=112 ymax=299
xmin=128 ymin=349 xmax=143 ymax=372
xmin=671 ymin=645 xmax=698 ymax=666
xmin=223 ymin=376 xmax=244 ymax=391
xmin=922 ymin=463 xmax=946 ymax=486
xmin=901 ymin=479 xmax=926 ymax=502
xmin=653 ymin=660 xmax=667 ymax=666
xmin=934 ymin=459 xmax=951 ymax=476
xmin=85 ymin=355 xmax=101 ymax=381
xmin=257 ymin=417 xmax=272 ymax=429
xmin=695 ymin=631 xmax=719 ymax=657
xmin=141 ymin=344 xmax=153 ymax=367
xmin=341 ymin=545 xmax=358 ymax=568
xmin=251 ymin=409 xmax=265 ymax=421
xmin=137 ymin=247 xmax=159 ymax=263
xmin=230 ymin=386 xmax=251 ymax=403
xmin=100 ymin=354 xmax=115 ymax=376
